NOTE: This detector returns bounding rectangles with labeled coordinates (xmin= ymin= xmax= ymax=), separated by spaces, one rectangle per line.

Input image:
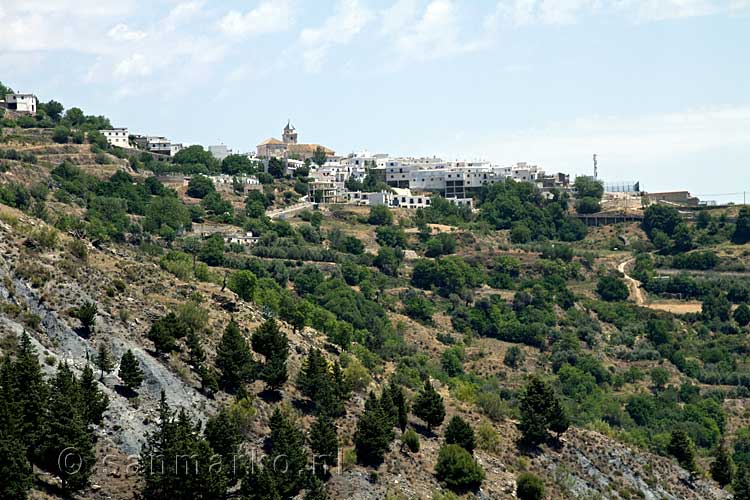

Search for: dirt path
xmin=617 ymin=257 xmax=645 ymax=305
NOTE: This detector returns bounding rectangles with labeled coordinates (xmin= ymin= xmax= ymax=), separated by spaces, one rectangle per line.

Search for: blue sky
xmin=3 ymin=0 xmax=749 ymax=201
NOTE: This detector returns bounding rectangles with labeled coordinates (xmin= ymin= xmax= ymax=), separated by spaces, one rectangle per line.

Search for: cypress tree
xmin=387 ymin=381 xmax=409 ymax=432
xmin=309 ymin=415 xmax=339 ymax=479
xmin=119 ymin=349 xmax=144 ymax=393
xmin=711 ymin=440 xmax=734 ymax=487
xmin=40 ymin=364 xmax=95 ymax=492
xmin=79 ymin=364 xmax=109 ymax=425
xmin=251 ymin=319 xmax=289 ymax=391
xmin=413 ymin=380 xmax=445 ymax=431
xmin=354 ymin=392 xmax=395 ymax=466
xmin=95 ymin=343 xmax=114 ymax=381
xmin=445 ymin=416 xmax=476 ymax=453
xmin=0 ymin=358 xmax=33 ymax=500
xmin=216 ymin=320 xmax=254 ymax=393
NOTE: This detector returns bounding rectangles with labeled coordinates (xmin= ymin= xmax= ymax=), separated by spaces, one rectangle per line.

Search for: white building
xmin=344 ymin=190 xmax=393 ymax=206
xmin=101 ymin=128 xmax=129 ymax=148
xmin=390 ymin=188 xmax=473 ymax=210
xmin=3 ymin=93 xmax=38 ymax=114
xmin=384 ymin=159 xmax=567 ymax=198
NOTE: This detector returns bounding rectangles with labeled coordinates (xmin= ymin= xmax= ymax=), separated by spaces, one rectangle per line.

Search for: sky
xmin=2 ymin=0 xmax=749 ymax=202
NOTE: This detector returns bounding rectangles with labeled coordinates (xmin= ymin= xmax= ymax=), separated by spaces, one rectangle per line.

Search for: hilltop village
xmin=2 ymin=84 xmax=750 ymax=500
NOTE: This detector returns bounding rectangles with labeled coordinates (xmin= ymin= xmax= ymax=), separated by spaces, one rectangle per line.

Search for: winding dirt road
xmin=617 ymin=257 xmax=645 ymax=305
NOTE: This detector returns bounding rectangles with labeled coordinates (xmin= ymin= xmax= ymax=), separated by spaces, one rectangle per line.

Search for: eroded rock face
xmin=0 ymin=227 xmax=215 ymax=456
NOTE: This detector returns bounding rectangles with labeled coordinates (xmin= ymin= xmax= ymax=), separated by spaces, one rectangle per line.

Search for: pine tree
xmin=142 ymin=395 xmax=229 ymax=499
xmin=736 ymin=464 xmax=750 ymax=500
xmin=710 ymin=440 xmax=734 ymax=487
xmin=0 ymin=359 xmax=33 ymax=500
xmin=310 ymin=416 xmax=339 ymax=479
xmin=548 ymin=394 xmax=570 ymax=439
xmin=379 ymin=387 xmax=398 ymax=429
xmin=316 ymin=375 xmax=345 ymax=418
xmin=354 ymin=392 xmax=395 ymax=466
xmin=297 ymin=348 xmax=328 ymax=400
xmin=14 ymin=332 xmax=48 ymax=457
xmin=186 ymin=329 xmax=205 ymax=368
xmin=445 ymin=416 xmax=476 ymax=453
xmin=667 ymin=429 xmax=697 ymax=473
xmin=266 ymin=407 xmax=309 ymax=498
xmin=332 ymin=361 xmax=351 ymax=403
xmin=241 ymin=465 xmax=281 ymax=500
xmin=216 ymin=320 xmax=254 ymax=393
xmin=95 ymin=343 xmax=114 ymax=381
xmin=79 ymin=364 xmax=109 ymax=425
xmin=75 ymin=301 xmax=98 ymax=337
xmin=305 ymin=477 xmax=329 ymax=500
xmin=251 ymin=319 xmax=289 ymax=391
xmin=39 ymin=364 xmax=95 ymax=492
xmin=119 ymin=350 xmax=144 ymax=393
xmin=518 ymin=376 xmax=567 ymax=445
xmin=205 ymin=405 xmax=243 ymax=461
xmin=413 ymin=380 xmax=445 ymax=431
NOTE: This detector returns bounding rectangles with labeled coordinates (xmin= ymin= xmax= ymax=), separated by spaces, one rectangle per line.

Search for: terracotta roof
xmin=258 ymin=137 xmax=283 ymax=146
xmin=288 ymin=143 xmax=334 ymax=154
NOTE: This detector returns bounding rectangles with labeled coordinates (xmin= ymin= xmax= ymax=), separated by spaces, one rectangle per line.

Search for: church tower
xmin=282 ymin=120 xmax=298 ymax=144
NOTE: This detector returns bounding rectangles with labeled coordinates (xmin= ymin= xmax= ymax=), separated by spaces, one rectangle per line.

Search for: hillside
xmin=2 ymin=109 xmax=750 ymax=500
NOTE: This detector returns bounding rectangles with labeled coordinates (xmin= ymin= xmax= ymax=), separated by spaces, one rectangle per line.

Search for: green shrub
xmin=434 ymin=444 xmax=484 ymax=491
xmin=401 ymin=429 xmax=420 ymax=452
xmin=596 ymin=275 xmax=629 ymax=302
xmin=516 ymin=472 xmax=545 ymax=500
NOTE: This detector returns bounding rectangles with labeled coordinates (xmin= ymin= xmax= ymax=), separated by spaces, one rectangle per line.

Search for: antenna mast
xmin=593 ymin=154 xmax=598 ymax=180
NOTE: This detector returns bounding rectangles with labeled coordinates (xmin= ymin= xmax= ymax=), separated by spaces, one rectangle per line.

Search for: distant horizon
xmin=5 ymin=0 xmax=749 ymax=203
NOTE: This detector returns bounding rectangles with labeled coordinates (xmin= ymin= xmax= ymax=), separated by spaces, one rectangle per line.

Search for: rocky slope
xmin=0 ymin=205 xmax=731 ymax=499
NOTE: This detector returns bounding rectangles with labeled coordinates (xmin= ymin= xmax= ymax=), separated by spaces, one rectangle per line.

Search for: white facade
xmin=101 ymin=128 xmax=129 ymax=148
xmin=4 ymin=93 xmax=37 ymax=114
xmin=209 ymin=174 xmax=259 ymax=186
xmin=344 ymin=191 xmax=392 ymax=206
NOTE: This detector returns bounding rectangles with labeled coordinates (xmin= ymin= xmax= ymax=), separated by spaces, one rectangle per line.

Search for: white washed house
xmin=101 ymin=128 xmax=130 ymax=148
xmin=4 ymin=93 xmax=38 ymax=114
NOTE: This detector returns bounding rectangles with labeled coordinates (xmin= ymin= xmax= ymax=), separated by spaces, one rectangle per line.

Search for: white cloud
xmin=491 ymin=0 xmax=597 ymax=26
xmin=114 ymin=53 xmax=152 ymax=78
xmin=379 ymin=0 xmax=421 ymax=35
xmin=615 ymin=0 xmax=716 ymax=21
xmin=492 ymin=0 xmax=750 ymax=25
xmin=300 ymin=0 xmax=374 ymax=71
xmin=218 ymin=0 xmax=294 ymax=37
xmin=107 ymin=23 xmax=147 ymax=42
xmin=393 ymin=0 xmax=487 ymax=61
